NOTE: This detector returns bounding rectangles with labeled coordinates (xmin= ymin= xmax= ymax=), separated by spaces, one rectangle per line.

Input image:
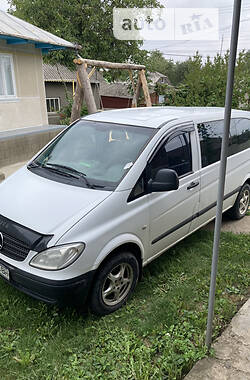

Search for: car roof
xmin=83 ymin=107 xmax=250 ymax=128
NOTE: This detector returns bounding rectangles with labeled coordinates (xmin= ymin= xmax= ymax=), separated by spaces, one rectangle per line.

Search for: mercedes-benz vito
xmin=0 ymin=107 xmax=249 ymax=315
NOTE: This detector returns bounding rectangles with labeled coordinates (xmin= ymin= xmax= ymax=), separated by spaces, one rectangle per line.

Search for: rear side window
xmin=228 ymin=121 xmax=238 ymax=156
xmin=151 ymin=132 xmax=192 ymax=177
xmin=233 ymin=118 xmax=250 ymax=152
xmin=198 ymin=118 xmax=250 ymax=167
xmin=198 ymin=120 xmax=224 ymax=167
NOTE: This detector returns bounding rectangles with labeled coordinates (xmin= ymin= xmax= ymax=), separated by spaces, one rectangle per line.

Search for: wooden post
xmin=70 ymin=67 xmax=84 ymax=123
xmin=140 ymin=69 xmax=152 ymax=107
xmin=88 ymin=66 xmax=96 ymax=79
xmin=132 ymin=75 xmax=142 ymax=108
xmin=74 ymin=57 xmax=145 ymax=71
xmin=71 ymin=56 xmax=151 ymax=118
xmin=70 ymin=65 xmax=99 ymax=123
xmin=74 ymin=62 xmax=97 ymax=115
xmin=128 ymin=70 xmax=136 ymax=93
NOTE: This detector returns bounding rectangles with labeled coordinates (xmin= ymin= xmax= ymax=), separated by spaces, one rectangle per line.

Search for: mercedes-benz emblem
xmin=0 ymin=232 xmax=3 ymax=251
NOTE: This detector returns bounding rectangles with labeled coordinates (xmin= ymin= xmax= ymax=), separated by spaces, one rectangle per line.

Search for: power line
xmin=161 ymin=47 xmax=248 ymax=58
xmin=162 ymin=53 xmax=193 ymax=57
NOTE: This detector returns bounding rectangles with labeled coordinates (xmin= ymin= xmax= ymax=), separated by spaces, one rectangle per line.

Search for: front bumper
xmin=0 ymin=258 xmax=95 ymax=307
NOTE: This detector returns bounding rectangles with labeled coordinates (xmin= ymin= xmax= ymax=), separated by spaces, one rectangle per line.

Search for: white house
xmin=0 ymin=10 xmax=77 ymax=131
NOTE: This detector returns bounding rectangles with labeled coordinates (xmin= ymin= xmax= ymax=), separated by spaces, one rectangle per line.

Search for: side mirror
xmin=148 ymin=168 xmax=179 ymax=193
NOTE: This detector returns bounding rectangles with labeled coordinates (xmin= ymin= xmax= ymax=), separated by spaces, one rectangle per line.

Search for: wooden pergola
xmin=70 ymin=56 xmax=152 ymax=123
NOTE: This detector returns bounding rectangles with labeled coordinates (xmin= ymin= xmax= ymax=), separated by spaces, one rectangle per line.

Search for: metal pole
xmin=205 ymin=0 xmax=242 ymax=350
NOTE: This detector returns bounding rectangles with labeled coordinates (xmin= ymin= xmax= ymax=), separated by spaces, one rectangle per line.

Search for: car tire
xmin=227 ymin=183 xmax=250 ymax=220
xmin=89 ymin=252 xmax=139 ymax=316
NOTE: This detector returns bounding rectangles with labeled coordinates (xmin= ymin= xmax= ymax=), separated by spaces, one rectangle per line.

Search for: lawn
xmin=0 ymin=230 xmax=249 ymax=380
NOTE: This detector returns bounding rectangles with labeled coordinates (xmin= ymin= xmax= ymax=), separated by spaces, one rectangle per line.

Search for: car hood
xmin=0 ymin=166 xmax=112 ymax=235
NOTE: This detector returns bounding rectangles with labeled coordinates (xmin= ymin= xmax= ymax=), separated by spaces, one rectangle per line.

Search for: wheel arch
xmin=244 ymin=178 xmax=250 ymax=186
xmin=98 ymin=242 xmax=142 ymax=276
xmin=227 ymin=180 xmax=250 ymax=220
xmin=93 ymin=237 xmax=144 ymax=281
xmin=86 ymin=241 xmax=143 ymax=306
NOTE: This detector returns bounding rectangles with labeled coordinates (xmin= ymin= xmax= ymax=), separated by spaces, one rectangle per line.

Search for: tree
xmin=164 ymin=51 xmax=250 ymax=111
xmin=146 ymin=50 xmax=191 ymax=86
xmin=171 ymin=60 xmax=192 ymax=87
xmin=146 ymin=50 xmax=174 ymax=77
xmin=8 ymin=0 xmax=161 ymax=67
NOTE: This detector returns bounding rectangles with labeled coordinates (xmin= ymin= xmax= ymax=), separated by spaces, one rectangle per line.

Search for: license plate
xmin=0 ymin=263 xmax=9 ymax=281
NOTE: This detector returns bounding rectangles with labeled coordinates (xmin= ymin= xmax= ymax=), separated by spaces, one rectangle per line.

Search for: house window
xmin=46 ymin=98 xmax=61 ymax=112
xmin=0 ymin=54 xmax=15 ymax=97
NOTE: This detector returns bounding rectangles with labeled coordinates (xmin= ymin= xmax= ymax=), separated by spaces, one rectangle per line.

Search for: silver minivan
xmin=0 ymin=107 xmax=249 ymax=315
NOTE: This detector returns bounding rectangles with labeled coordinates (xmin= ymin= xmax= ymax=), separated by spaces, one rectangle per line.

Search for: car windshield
xmin=32 ymin=120 xmax=155 ymax=189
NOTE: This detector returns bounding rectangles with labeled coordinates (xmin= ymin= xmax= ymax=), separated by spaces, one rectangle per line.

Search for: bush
xmin=58 ymin=99 xmax=88 ymax=125
xmin=163 ymin=51 xmax=250 ymax=110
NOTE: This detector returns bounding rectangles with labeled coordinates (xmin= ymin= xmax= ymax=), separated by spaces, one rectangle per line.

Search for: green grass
xmin=0 ymin=230 xmax=249 ymax=380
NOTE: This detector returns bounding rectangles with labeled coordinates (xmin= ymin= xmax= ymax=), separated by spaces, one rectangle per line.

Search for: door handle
xmin=187 ymin=181 xmax=199 ymax=190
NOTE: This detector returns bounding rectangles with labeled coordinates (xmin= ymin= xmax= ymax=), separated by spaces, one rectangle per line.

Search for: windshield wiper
xmin=43 ymin=163 xmax=93 ymax=188
xmin=28 ymin=162 xmax=105 ymax=189
xmin=41 ymin=164 xmax=79 ymax=179
xmin=28 ymin=162 xmax=75 ymax=179
xmin=44 ymin=163 xmax=86 ymax=176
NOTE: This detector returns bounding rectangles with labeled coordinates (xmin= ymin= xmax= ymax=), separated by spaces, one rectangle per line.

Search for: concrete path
xmin=185 ymin=298 xmax=250 ymax=380
xmin=204 ymin=215 xmax=250 ymax=234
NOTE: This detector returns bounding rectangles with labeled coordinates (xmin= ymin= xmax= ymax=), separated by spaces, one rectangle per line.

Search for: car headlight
xmin=29 ymin=243 xmax=85 ymax=270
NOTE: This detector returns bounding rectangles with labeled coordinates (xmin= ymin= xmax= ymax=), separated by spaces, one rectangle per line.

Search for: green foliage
xmin=0 ymin=230 xmax=249 ymax=379
xmin=8 ymin=0 xmax=161 ymax=68
xmin=146 ymin=50 xmax=191 ymax=86
xmin=59 ymin=99 xmax=88 ymax=125
xmin=164 ymin=51 xmax=250 ymax=110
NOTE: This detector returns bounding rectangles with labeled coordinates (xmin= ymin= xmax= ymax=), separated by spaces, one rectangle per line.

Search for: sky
xmin=143 ymin=0 xmax=250 ymax=61
xmin=0 ymin=0 xmax=250 ymax=61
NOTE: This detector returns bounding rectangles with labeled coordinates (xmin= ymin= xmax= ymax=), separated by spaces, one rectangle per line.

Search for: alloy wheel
xmin=239 ymin=188 xmax=249 ymax=215
xmin=102 ymin=263 xmax=133 ymax=306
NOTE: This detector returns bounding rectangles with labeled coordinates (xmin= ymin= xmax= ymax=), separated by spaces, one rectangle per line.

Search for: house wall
xmin=45 ymin=82 xmax=101 ymax=124
xmin=140 ymin=92 xmax=159 ymax=107
xmin=0 ymin=40 xmax=48 ymax=132
xmin=151 ymin=92 xmax=159 ymax=105
xmin=92 ymin=84 xmax=101 ymax=109
xmin=45 ymin=82 xmax=73 ymax=109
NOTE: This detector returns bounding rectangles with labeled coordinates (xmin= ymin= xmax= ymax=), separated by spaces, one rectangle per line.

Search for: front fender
xmin=92 ymin=233 xmax=145 ymax=270
xmin=242 ymin=174 xmax=250 ymax=187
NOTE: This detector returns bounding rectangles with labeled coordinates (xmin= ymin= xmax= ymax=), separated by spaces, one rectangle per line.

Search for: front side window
xmin=128 ymin=170 xmax=147 ymax=201
xmin=0 ymin=55 xmax=15 ymax=97
xmin=150 ymin=132 xmax=192 ymax=178
xmin=128 ymin=131 xmax=192 ymax=201
xmin=31 ymin=120 xmax=155 ymax=189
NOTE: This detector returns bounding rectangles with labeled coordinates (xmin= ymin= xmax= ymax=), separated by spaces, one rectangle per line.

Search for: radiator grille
xmin=0 ymin=232 xmax=30 ymax=261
